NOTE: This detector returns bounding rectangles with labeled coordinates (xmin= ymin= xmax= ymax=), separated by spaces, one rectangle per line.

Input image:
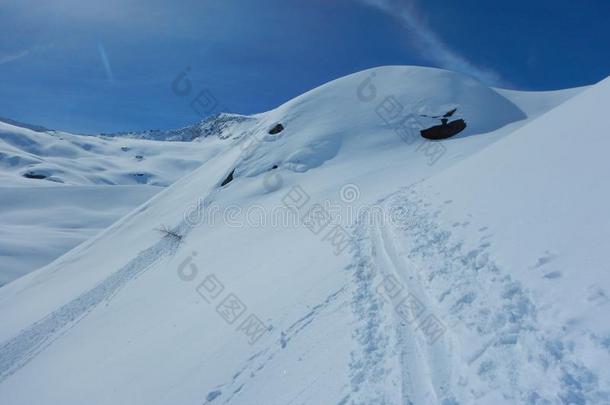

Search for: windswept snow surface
xmin=0 ymin=118 xmax=250 ymax=284
xmin=0 ymin=66 xmax=607 ymax=404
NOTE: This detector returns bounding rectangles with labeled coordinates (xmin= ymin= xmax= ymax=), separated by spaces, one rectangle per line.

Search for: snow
xmin=494 ymin=86 xmax=588 ymax=118
xmin=0 ymin=65 xmax=607 ymax=404
xmin=0 ymin=118 xmax=248 ymax=284
xmin=0 ymin=185 xmax=161 ymax=285
xmin=0 ymin=120 xmax=226 ymax=187
xmin=390 ymin=79 xmax=610 ymax=402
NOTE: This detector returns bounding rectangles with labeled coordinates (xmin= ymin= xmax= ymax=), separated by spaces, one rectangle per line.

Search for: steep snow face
xmin=386 ymin=79 xmax=610 ymax=404
xmin=0 ymin=66 xmax=600 ymax=405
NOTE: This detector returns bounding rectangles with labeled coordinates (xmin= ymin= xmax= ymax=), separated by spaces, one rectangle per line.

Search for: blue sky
xmin=0 ymin=0 xmax=608 ymax=134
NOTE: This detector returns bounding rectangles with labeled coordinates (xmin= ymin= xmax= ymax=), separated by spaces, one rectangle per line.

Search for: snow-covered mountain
xmin=100 ymin=113 xmax=254 ymax=142
xmin=0 ymin=118 xmax=241 ymax=285
xmin=0 ymin=66 xmax=608 ymax=404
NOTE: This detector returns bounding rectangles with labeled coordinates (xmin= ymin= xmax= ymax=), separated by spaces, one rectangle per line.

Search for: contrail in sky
xmin=0 ymin=49 xmax=30 ymax=65
xmin=97 ymin=43 xmax=115 ymax=83
xmin=357 ymin=0 xmax=501 ymax=85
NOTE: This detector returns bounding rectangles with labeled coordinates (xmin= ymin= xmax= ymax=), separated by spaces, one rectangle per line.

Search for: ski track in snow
xmin=346 ymin=204 xmax=455 ymax=405
xmin=0 ymin=187 xmax=225 ymax=384
xmin=374 ymin=219 xmax=454 ymax=404
xmin=0 ymin=136 xmax=249 ymax=385
xmin=0 ymin=234 xmax=183 ymax=383
xmin=201 ymin=287 xmax=348 ymax=404
xmin=345 ymin=186 xmax=610 ymax=404
xmin=345 ymin=215 xmax=401 ymax=405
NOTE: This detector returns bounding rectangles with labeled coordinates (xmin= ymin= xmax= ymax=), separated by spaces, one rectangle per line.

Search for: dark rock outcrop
xmin=268 ymin=123 xmax=284 ymax=135
xmin=23 ymin=172 xmax=47 ymax=180
xmin=420 ymin=119 xmax=467 ymax=140
xmin=443 ymin=108 xmax=457 ymax=118
xmin=220 ymin=169 xmax=235 ymax=187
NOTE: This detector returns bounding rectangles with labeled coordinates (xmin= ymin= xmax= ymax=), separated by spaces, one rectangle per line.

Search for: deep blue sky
xmin=0 ymin=0 xmax=608 ymax=134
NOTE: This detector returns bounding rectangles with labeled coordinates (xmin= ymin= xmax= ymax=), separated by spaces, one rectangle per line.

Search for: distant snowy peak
xmin=0 ymin=112 xmax=255 ymax=142
xmin=100 ymin=113 xmax=255 ymax=142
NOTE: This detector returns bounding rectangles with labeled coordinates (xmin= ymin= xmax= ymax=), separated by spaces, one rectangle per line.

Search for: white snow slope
xmin=0 ymin=66 xmax=607 ymax=405
xmin=0 ymin=119 xmax=243 ymax=285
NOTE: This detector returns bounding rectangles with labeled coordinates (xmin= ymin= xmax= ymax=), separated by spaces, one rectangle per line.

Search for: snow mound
xmin=225 ymin=66 xmax=529 ymax=182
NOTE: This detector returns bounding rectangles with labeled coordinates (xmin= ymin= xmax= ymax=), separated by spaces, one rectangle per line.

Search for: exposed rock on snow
xmin=421 ymin=118 xmax=467 ymax=140
xmin=220 ymin=168 xmax=235 ymax=187
xmin=22 ymin=171 xmax=48 ymax=180
xmin=268 ymin=123 xmax=284 ymax=135
xmin=419 ymin=108 xmax=467 ymax=139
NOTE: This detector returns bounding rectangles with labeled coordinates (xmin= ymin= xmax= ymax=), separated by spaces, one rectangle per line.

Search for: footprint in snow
xmin=542 ymin=271 xmax=562 ymax=279
xmin=205 ymin=389 xmax=222 ymax=403
xmin=532 ymin=250 xmax=558 ymax=269
xmin=586 ymin=285 xmax=609 ymax=305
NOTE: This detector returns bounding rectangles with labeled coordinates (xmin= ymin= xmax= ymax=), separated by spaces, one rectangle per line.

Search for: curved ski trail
xmin=373 ymin=186 xmax=610 ymax=404
xmin=0 ymin=124 xmax=267 ymax=384
xmin=347 ymin=203 xmax=455 ymax=405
